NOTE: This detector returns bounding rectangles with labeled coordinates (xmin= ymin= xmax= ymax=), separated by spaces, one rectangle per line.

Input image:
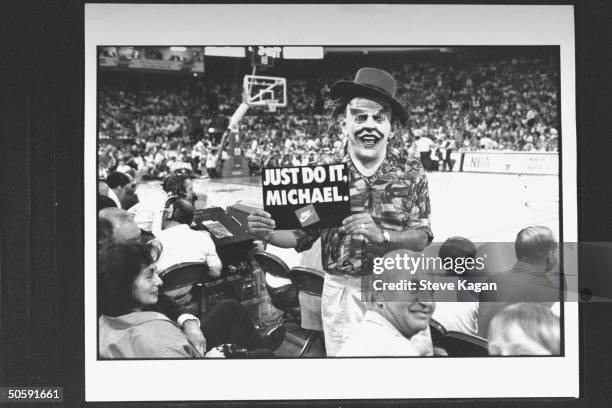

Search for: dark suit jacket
xmin=477 ymin=261 xmax=562 ymax=338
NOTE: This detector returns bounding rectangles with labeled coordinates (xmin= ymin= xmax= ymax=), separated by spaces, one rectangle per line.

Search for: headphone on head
xmin=163 ymin=195 xmax=180 ymax=221
xmin=162 ymin=172 xmax=187 ymax=195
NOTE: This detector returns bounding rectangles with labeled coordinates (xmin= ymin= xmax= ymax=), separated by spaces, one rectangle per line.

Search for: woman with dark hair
xmin=98 ymin=241 xmax=284 ymax=359
xmin=98 ymin=241 xmax=202 ymax=358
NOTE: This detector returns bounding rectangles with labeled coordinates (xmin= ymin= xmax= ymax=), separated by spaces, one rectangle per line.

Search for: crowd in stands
xmin=99 ymin=87 xmax=192 ymax=140
xmin=98 ymin=53 xmax=559 ymax=179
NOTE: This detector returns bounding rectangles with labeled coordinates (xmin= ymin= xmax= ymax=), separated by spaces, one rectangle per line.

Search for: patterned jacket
xmin=294 ymin=150 xmax=432 ymax=276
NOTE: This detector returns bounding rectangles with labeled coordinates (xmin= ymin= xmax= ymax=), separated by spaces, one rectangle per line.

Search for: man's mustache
xmin=356 ymin=129 xmax=385 ymax=139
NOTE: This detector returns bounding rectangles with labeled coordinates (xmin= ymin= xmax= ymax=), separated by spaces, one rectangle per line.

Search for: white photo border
xmin=85 ymin=4 xmax=578 ymax=401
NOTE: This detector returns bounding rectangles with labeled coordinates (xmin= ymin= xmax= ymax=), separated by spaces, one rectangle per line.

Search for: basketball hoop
xmin=243 ymin=75 xmax=287 ymax=108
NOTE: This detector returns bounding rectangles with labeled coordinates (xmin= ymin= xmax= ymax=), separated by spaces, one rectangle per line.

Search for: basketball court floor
xmin=200 ymin=172 xmax=560 ymax=241
xmin=136 ymin=171 xmax=560 ymax=247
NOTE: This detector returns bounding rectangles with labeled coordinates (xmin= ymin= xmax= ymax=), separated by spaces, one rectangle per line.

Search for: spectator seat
xmin=160 ymin=261 xmax=208 ymax=317
xmin=430 ymin=318 xmax=489 ymax=357
xmin=290 ymin=266 xmax=325 ymax=357
xmin=253 ymin=251 xmax=299 ymax=317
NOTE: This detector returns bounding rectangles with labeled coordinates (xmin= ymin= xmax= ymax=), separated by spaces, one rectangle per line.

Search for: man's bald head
xmin=99 ymin=207 xmax=140 ymax=242
xmin=515 ymin=226 xmax=557 ymax=266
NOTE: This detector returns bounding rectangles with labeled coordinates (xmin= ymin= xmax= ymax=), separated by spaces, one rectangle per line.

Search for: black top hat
xmin=330 ymin=67 xmax=409 ymax=124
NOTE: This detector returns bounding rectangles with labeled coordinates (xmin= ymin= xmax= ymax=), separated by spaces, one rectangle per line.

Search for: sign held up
xmin=262 ymin=163 xmax=351 ymax=230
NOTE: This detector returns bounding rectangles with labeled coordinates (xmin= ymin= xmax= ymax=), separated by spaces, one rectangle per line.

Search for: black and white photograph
xmin=96 ymin=44 xmax=563 ymax=359
xmin=84 ymin=3 xmax=581 ymax=402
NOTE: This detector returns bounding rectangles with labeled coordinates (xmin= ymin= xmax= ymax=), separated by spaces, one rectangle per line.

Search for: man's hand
xmin=182 ymin=319 xmax=206 ymax=356
xmin=247 ymin=209 xmax=276 ymax=242
xmin=204 ymin=347 xmax=226 ymax=358
xmin=340 ymin=213 xmax=384 ymax=243
xmin=433 ymin=346 xmax=449 ymax=357
xmin=410 ymin=329 xmax=434 ymax=356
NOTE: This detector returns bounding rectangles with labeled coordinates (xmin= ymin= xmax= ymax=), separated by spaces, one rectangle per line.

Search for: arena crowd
xmin=98 ymin=54 xmax=559 ymax=179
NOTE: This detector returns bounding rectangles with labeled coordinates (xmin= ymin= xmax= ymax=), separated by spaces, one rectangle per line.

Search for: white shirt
xmin=155 ymin=224 xmax=221 ymax=273
xmin=205 ymin=153 xmax=217 ymax=168
xmin=128 ymin=190 xmax=167 ymax=232
xmin=117 ymin=164 xmax=132 ymax=173
xmin=479 ymin=137 xmax=494 ymax=150
xmin=337 ymin=311 xmax=420 ymax=357
xmin=107 ymin=188 xmax=122 ymax=209
xmin=306 ymin=139 xmax=317 ymax=150
xmin=551 ymin=302 xmax=560 ymax=317
xmin=432 ymin=302 xmax=479 ymax=336
xmin=415 ymin=137 xmax=434 ymax=153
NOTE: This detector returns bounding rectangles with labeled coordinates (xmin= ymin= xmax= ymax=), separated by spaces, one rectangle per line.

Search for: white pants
xmin=321 ymin=274 xmax=368 ymax=357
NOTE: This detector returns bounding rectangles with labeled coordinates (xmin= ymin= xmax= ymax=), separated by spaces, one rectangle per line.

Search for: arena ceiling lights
xmin=204 ymin=47 xmax=246 ymax=58
xmin=282 ymin=46 xmax=324 ymax=59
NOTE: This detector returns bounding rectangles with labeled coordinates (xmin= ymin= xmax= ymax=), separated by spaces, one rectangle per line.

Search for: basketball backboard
xmin=243 ymin=75 xmax=287 ymax=109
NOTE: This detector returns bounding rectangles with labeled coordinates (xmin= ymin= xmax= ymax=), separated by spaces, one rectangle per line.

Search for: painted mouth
xmin=358 ymin=133 xmax=381 ymax=148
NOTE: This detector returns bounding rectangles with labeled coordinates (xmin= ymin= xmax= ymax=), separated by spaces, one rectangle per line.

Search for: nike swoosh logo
xmin=299 ymin=210 xmax=313 ymax=223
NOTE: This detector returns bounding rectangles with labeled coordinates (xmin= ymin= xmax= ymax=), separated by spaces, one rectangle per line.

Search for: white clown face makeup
xmin=343 ymin=97 xmax=393 ymax=165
